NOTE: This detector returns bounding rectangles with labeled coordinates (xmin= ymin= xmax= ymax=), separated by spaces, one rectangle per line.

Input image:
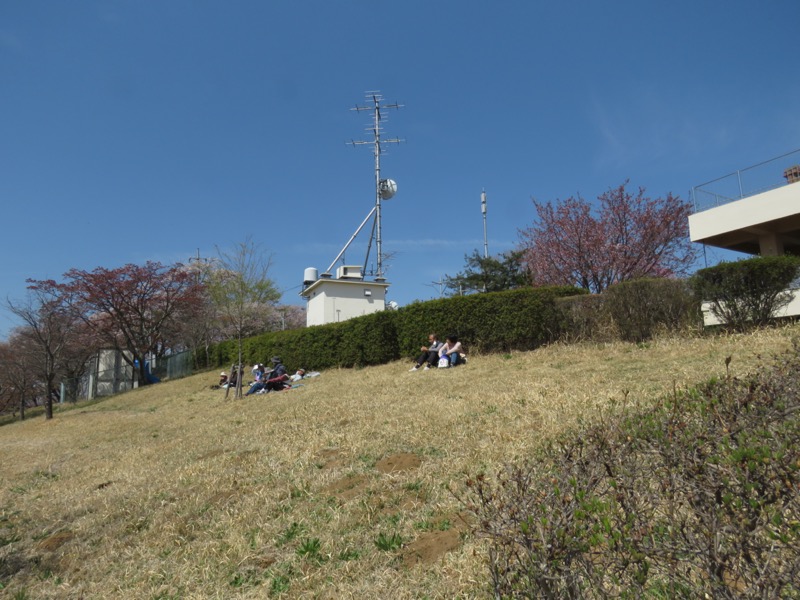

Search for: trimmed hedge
xmin=691 ymin=255 xmax=800 ymax=330
xmin=395 ymin=286 xmax=582 ymax=356
xmin=197 ymin=278 xmax=713 ymax=370
xmin=604 ymin=277 xmax=700 ymax=342
xmin=199 ymin=286 xmax=583 ymax=371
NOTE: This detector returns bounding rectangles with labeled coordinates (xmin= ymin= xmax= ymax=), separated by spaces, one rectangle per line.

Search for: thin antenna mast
xmin=481 ymin=189 xmax=489 ymax=259
xmin=351 ymin=92 xmax=403 ymax=280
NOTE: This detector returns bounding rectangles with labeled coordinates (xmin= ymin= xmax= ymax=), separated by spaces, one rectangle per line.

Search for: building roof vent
xmin=336 ymin=265 xmax=363 ymax=280
xmin=784 ymin=165 xmax=800 ymax=184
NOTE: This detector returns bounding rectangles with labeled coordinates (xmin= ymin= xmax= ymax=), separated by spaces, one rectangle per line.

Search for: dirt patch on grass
xmin=402 ymin=528 xmax=461 ymax=568
xmin=375 ymin=452 xmax=421 ymax=473
xmin=316 ymin=448 xmax=344 ymax=470
xmin=401 ymin=513 xmax=472 ymax=568
xmin=321 ymin=474 xmax=368 ymax=503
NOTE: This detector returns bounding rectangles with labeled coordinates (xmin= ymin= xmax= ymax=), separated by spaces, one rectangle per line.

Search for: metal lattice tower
xmin=350 ymin=91 xmax=403 ymax=280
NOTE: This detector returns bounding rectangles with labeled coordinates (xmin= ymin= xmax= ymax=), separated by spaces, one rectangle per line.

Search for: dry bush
xmin=555 ymin=294 xmax=615 ymax=343
xmin=464 ymin=344 xmax=800 ymax=599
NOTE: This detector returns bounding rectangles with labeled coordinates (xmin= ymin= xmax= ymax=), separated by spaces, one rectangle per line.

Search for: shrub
xmin=395 ymin=286 xmax=583 ymax=356
xmin=603 ymin=277 xmax=700 ymax=342
xmin=691 ymin=255 xmax=800 ymax=330
xmin=555 ymin=294 xmax=610 ymax=342
xmin=336 ymin=309 xmax=400 ymax=367
xmin=199 ymin=286 xmax=583 ymax=370
xmin=463 ymin=346 xmax=800 ymax=598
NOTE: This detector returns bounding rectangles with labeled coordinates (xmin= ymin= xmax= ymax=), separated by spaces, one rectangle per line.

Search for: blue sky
xmin=1 ymin=1 xmax=798 ymax=337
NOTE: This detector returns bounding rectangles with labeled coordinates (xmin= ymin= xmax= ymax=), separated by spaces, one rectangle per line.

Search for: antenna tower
xmin=350 ymin=91 xmax=403 ymax=280
xmin=481 ymin=189 xmax=489 ymax=259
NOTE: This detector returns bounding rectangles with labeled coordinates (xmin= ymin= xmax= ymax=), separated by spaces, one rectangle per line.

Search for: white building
xmin=689 ymin=153 xmax=800 ymax=324
xmin=689 ymin=164 xmax=800 ymax=257
xmin=300 ymin=266 xmax=390 ymax=327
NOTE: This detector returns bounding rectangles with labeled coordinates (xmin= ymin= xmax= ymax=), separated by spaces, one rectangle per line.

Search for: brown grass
xmin=1 ymin=325 xmax=798 ymax=599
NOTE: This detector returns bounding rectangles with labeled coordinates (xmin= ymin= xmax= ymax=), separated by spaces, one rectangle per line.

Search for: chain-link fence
xmin=58 ymin=349 xmax=194 ymax=404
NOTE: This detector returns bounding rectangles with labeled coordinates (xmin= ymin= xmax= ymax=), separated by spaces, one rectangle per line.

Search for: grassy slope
xmin=1 ymin=326 xmax=798 ymax=599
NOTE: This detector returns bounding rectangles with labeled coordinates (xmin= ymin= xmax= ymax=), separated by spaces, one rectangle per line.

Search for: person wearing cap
xmin=244 ymin=365 xmax=268 ymax=395
xmin=219 ymin=371 xmax=229 ymax=387
xmin=245 ymin=357 xmax=289 ymax=395
xmin=264 ymin=356 xmax=290 ymax=392
xmin=251 ymin=364 xmax=265 ymax=383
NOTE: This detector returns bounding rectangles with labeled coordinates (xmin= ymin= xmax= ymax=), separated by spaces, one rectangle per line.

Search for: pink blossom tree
xmin=519 ymin=181 xmax=696 ymax=293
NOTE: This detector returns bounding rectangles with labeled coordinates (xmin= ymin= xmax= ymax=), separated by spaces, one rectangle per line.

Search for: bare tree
xmin=180 ymin=259 xmax=225 ymax=369
xmin=6 ymin=285 xmax=78 ymax=419
xmin=273 ymin=304 xmax=306 ymax=331
xmin=0 ymin=330 xmax=43 ymax=421
xmin=208 ymin=237 xmax=280 ymax=398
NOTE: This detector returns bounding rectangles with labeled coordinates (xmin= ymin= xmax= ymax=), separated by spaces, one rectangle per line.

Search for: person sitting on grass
xmin=438 ymin=335 xmax=464 ymax=368
xmin=244 ymin=367 xmax=268 ymax=396
xmin=410 ymin=333 xmax=443 ymax=371
xmin=250 ymin=363 xmax=265 ymax=384
xmin=246 ymin=356 xmax=291 ymax=395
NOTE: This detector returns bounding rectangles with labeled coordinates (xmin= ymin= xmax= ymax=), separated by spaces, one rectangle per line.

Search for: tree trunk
xmin=139 ymin=360 xmax=148 ymax=386
xmin=44 ymin=375 xmax=55 ymax=419
xmin=236 ymin=339 xmax=244 ymax=398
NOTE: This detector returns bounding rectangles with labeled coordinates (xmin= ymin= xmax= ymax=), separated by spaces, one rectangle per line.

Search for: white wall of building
xmin=689 ymin=184 xmax=800 ymax=254
xmin=701 ymin=288 xmax=800 ymax=326
xmin=302 ymin=279 xmax=389 ymax=326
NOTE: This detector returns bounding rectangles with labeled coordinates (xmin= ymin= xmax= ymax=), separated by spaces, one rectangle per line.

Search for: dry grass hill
xmin=2 ymin=325 xmax=799 ymax=599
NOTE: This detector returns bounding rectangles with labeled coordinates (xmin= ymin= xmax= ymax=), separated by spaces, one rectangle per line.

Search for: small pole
xmin=481 ymin=189 xmax=488 ymax=259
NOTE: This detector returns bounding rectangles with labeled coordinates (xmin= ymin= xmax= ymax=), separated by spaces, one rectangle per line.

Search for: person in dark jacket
xmin=264 ymin=356 xmax=290 ymax=391
xmin=245 ymin=357 xmax=289 ymax=395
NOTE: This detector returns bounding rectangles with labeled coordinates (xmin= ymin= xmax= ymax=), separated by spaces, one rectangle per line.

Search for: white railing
xmin=691 ymin=149 xmax=800 ymax=213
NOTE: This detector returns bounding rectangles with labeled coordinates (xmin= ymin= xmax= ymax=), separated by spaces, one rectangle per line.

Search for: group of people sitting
xmin=218 ymin=357 xmax=310 ymax=395
xmin=217 ymin=337 xmax=462 ymax=388
xmin=244 ymin=356 xmax=307 ymax=395
xmin=409 ymin=333 xmax=466 ymax=371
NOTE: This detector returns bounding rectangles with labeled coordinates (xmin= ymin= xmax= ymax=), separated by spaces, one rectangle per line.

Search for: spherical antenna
xmin=379 ymin=179 xmax=397 ymax=200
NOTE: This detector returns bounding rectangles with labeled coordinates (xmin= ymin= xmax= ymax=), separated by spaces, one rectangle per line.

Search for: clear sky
xmin=1 ymin=1 xmax=798 ymax=337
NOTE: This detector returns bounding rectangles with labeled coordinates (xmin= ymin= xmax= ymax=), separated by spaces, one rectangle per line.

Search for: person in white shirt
xmin=438 ymin=335 xmax=464 ymax=368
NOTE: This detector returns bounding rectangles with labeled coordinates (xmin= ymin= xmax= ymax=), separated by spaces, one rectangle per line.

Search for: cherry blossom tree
xmin=31 ymin=261 xmax=205 ymax=387
xmin=518 ymin=181 xmax=696 ymax=293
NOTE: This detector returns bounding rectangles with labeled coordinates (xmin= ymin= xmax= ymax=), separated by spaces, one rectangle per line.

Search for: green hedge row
xmin=199 ymin=286 xmax=583 ymax=371
xmin=690 ymin=255 xmax=800 ymax=330
xmin=556 ymin=278 xmax=701 ymax=343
